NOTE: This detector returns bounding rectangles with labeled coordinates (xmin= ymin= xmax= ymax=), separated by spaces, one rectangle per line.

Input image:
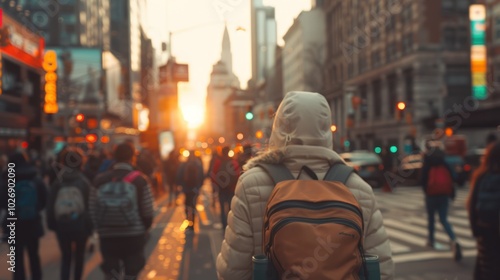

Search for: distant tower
xmin=221 ymin=24 xmax=233 ymax=75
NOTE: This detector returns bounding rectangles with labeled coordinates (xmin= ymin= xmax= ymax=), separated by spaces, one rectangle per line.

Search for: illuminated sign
xmin=0 ymin=9 xmax=44 ymax=69
xmin=43 ymin=50 xmax=58 ymax=114
xmin=470 ymin=5 xmax=487 ymax=100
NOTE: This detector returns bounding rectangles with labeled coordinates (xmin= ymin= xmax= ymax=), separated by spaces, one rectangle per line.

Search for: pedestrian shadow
xmin=176 ymin=231 xmax=218 ymax=280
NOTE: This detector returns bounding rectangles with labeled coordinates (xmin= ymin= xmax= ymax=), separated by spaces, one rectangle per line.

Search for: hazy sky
xmin=146 ymin=0 xmax=311 ymax=126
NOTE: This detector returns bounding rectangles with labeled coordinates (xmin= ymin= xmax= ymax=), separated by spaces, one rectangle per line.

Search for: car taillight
xmin=464 ymin=164 xmax=471 ymax=172
xmin=379 ymin=164 xmax=384 ymax=171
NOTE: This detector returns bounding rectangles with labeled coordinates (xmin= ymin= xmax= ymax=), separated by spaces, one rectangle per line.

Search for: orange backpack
xmin=258 ymin=163 xmax=368 ymax=280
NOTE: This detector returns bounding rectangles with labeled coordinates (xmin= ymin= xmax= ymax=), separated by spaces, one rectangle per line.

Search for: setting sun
xmin=181 ymin=104 xmax=204 ymax=128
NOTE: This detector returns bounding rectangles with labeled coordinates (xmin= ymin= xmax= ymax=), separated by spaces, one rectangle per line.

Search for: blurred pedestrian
xmin=83 ymin=150 xmax=102 ymax=182
xmin=0 ymin=152 xmax=47 ymax=280
xmin=46 ymin=147 xmax=93 ymax=280
xmin=90 ymin=142 xmax=154 ymax=280
xmin=421 ymin=147 xmax=462 ymax=260
xmin=207 ymin=147 xmax=222 ymax=208
xmin=210 ymin=146 xmax=240 ymax=231
xmin=380 ymin=146 xmax=394 ymax=192
xmin=467 ymin=142 xmax=500 ymax=279
xmin=486 ymin=132 xmax=497 ymax=148
xmin=164 ymin=149 xmax=180 ymax=205
xmin=216 ymin=91 xmax=394 ymax=279
xmin=237 ymin=144 xmax=253 ymax=168
xmin=176 ymin=151 xmax=204 ymax=232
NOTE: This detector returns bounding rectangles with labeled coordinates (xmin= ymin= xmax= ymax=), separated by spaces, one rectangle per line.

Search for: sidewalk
xmin=0 ymin=192 xmax=173 ymax=280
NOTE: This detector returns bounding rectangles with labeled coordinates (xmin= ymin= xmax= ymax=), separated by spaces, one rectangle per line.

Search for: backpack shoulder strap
xmin=123 ymin=170 xmax=141 ymax=183
xmin=323 ymin=164 xmax=354 ymax=184
xmin=256 ymin=163 xmax=295 ymax=184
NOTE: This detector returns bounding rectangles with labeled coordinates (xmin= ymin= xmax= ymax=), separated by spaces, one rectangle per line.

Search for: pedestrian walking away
xmin=210 ymin=146 xmax=240 ymax=231
xmin=467 ymin=141 xmax=500 ymax=279
xmin=0 ymin=152 xmax=47 ymax=280
xmin=216 ymin=91 xmax=394 ymax=280
xmin=91 ymin=142 xmax=154 ymax=280
xmin=420 ymin=144 xmax=462 ymax=261
xmin=176 ymin=151 xmax=204 ymax=232
xmin=46 ymin=147 xmax=94 ymax=280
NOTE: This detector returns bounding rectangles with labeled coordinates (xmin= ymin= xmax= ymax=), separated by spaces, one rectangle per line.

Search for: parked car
xmin=340 ymin=151 xmax=384 ymax=188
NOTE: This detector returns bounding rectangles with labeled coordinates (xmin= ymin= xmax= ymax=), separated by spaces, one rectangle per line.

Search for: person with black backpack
xmin=420 ymin=144 xmax=462 ymax=261
xmin=211 ymin=146 xmax=240 ymax=231
xmin=46 ymin=147 xmax=93 ymax=280
xmin=216 ymin=91 xmax=394 ymax=280
xmin=90 ymin=142 xmax=154 ymax=280
xmin=467 ymin=141 xmax=500 ymax=279
xmin=176 ymin=151 xmax=204 ymax=232
xmin=0 ymin=152 xmax=47 ymax=280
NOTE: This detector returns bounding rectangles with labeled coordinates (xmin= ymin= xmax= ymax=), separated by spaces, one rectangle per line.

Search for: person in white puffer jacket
xmin=216 ymin=91 xmax=394 ymax=280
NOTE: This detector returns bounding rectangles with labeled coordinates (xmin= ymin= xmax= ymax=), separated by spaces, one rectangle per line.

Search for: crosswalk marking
xmin=389 ymin=240 xmax=412 ymax=253
xmin=373 ymin=187 xmax=478 ymax=263
xmin=407 ymin=217 xmax=473 ymax=237
xmin=384 ymin=218 xmax=476 ymax=248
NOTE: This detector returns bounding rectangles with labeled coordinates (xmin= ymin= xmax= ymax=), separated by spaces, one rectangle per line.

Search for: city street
xmin=0 ymin=180 xmax=477 ymax=280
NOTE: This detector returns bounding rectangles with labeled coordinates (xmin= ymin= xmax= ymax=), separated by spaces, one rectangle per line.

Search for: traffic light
xmin=330 ymin=125 xmax=337 ymax=133
xmin=75 ymin=113 xmax=85 ymax=123
xmin=396 ymin=102 xmax=406 ymax=121
xmin=245 ymin=106 xmax=254 ymax=120
xmin=445 ymin=127 xmax=453 ymax=137
xmin=374 ymin=146 xmax=382 ymax=154
xmin=390 ymin=145 xmax=398 ymax=153
xmin=85 ymin=133 xmax=97 ymax=143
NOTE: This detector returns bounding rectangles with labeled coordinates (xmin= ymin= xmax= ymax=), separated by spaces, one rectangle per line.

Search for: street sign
xmin=470 ymin=5 xmax=488 ymax=100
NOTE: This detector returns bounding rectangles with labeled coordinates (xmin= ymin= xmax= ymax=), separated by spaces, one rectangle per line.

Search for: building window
xmin=360 ymin=85 xmax=368 ymax=120
xmin=402 ymin=33 xmax=413 ymax=54
xmin=373 ymin=80 xmax=382 ymax=119
xmin=371 ymin=51 xmax=380 ymax=68
xmin=456 ymin=0 xmax=469 ymax=13
xmin=403 ymin=68 xmax=413 ymax=103
xmin=388 ymin=74 xmax=397 ymax=117
xmin=442 ymin=0 xmax=453 ymax=13
xmin=446 ymin=65 xmax=470 ymax=86
xmin=402 ymin=5 xmax=412 ymax=25
xmin=386 ymin=42 xmax=396 ymax=62
xmin=443 ymin=28 xmax=455 ymax=49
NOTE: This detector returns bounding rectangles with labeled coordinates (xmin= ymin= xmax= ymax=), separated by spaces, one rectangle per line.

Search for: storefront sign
xmin=0 ymin=9 xmax=44 ymax=69
xmin=470 ymin=5 xmax=487 ymax=100
xmin=43 ymin=50 xmax=58 ymax=114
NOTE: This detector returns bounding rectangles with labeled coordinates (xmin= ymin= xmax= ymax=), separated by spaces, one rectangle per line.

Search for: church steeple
xmin=221 ymin=24 xmax=233 ymax=74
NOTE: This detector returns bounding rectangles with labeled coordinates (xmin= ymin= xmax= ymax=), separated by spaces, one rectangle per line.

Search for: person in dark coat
xmin=164 ymin=149 xmax=180 ymax=205
xmin=46 ymin=147 xmax=94 ymax=280
xmin=467 ymin=141 xmax=500 ymax=279
xmin=176 ymin=151 xmax=204 ymax=231
xmin=380 ymin=146 xmax=394 ymax=192
xmin=0 ymin=151 xmax=47 ymax=280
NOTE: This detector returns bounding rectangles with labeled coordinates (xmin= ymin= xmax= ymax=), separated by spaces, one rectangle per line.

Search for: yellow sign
xmin=43 ymin=50 xmax=58 ymax=114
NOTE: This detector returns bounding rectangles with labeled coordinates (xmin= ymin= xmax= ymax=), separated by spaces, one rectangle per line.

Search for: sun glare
xmin=181 ymin=104 xmax=204 ymax=128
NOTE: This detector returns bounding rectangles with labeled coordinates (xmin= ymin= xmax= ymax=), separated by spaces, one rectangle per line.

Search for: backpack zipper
xmin=264 ymin=201 xmax=362 ymax=230
xmin=266 ymin=217 xmax=362 ymax=272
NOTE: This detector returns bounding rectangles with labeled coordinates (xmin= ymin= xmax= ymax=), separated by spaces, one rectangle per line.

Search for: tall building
xmin=250 ymin=0 xmax=277 ymax=84
xmin=283 ymin=9 xmax=326 ymax=94
xmin=324 ymin=0 xmax=481 ymax=152
xmin=205 ymin=25 xmax=240 ymax=140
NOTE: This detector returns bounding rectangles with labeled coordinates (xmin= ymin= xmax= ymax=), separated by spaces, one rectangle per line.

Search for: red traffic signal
xmin=75 ymin=113 xmax=85 ymax=122
xmin=85 ymin=134 xmax=97 ymax=143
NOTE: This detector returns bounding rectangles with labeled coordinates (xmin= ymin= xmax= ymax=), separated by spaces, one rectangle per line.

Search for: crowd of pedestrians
xmin=0 ymin=91 xmax=498 ymax=280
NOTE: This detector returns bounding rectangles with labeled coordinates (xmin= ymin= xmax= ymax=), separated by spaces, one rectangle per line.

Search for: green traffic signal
xmin=245 ymin=112 xmax=254 ymax=120
xmin=390 ymin=145 xmax=398 ymax=153
xmin=344 ymin=140 xmax=351 ymax=147
xmin=374 ymin=146 xmax=382 ymax=154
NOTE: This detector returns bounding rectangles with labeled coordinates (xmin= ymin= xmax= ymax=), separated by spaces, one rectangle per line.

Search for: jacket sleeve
xmin=363 ymin=187 xmax=394 ymax=280
xmin=46 ymin=183 xmax=58 ymax=231
xmin=420 ymin=159 xmax=430 ymax=192
xmin=88 ymin=184 xmax=98 ymax=230
xmin=37 ymin=178 xmax=47 ymax=212
xmin=216 ymin=179 xmax=254 ymax=280
xmin=138 ymin=177 xmax=154 ymax=230
xmin=175 ymin=163 xmax=185 ymax=187
xmin=82 ymin=178 xmax=94 ymax=234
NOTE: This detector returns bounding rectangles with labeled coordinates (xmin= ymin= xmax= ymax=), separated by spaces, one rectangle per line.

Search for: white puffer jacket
xmin=216 ymin=92 xmax=394 ymax=280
